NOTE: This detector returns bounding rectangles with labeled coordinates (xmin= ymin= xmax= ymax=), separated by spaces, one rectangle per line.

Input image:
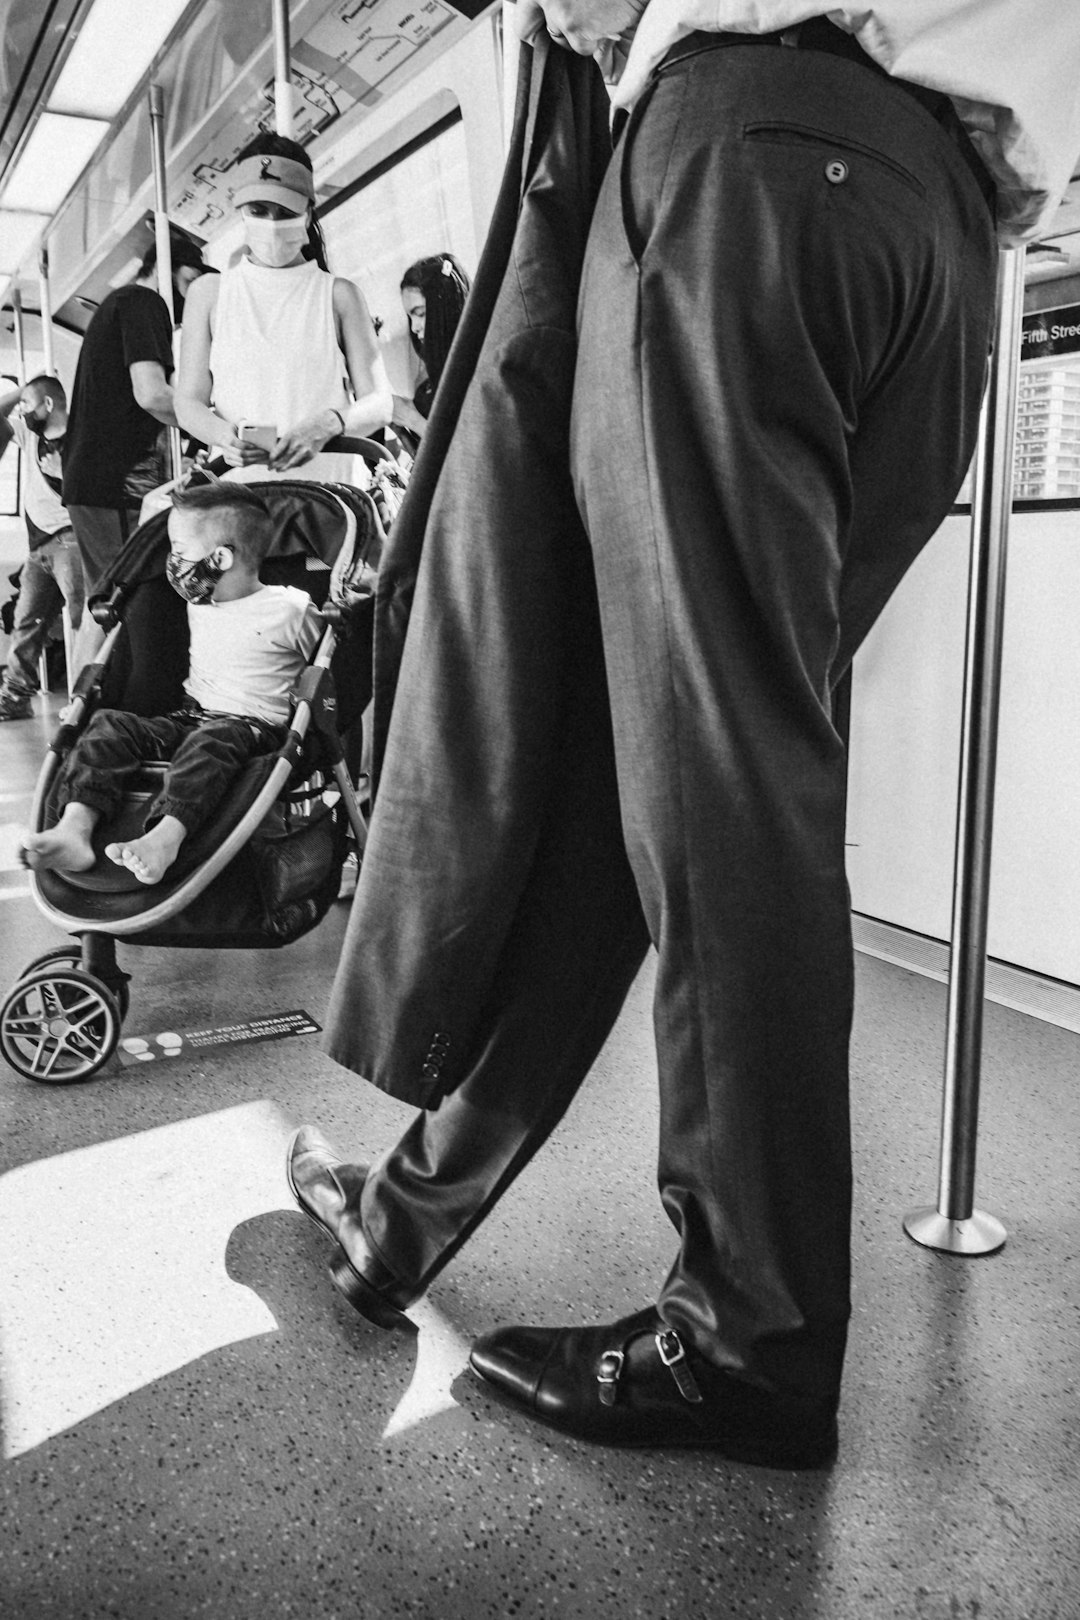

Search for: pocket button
xmin=824 ymin=159 xmax=849 ymax=185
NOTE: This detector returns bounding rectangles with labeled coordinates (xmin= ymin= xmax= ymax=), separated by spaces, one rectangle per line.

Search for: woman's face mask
xmin=243 ymin=213 xmax=309 ymax=268
xmin=166 ymin=547 xmax=232 ymax=604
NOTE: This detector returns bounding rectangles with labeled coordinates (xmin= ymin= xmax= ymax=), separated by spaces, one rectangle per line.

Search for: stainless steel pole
xmin=38 ymin=248 xmax=55 ymax=376
xmin=272 ymin=0 xmax=295 ymax=138
xmin=904 ymin=247 xmax=1025 ymax=1258
xmin=12 ymin=286 xmax=27 ymax=539
xmin=37 ymin=246 xmax=73 ymax=694
xmin=148 ymin=82 xmax=182 ymax=481
xmin=10 ymin=282 xmax=51 ymax=700
xmin=11 ymin=285 xmax=26 ymax=385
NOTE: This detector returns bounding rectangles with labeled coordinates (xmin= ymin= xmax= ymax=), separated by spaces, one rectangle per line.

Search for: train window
xmin=319 ymin=112 xmax=473 ymax=399
xmin=1012 ymin=302 xmax=1080 ymax=502
xmin=1013 ymin=355 xmax=1080 ymax=501
xmin=48 ymin=0 xmax=275 ymax=276
xmin=0 ymin=375 xmax=20 ymax=517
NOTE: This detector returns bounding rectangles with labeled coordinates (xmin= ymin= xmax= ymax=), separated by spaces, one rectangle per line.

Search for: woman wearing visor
xmin=176 ymin=133 xmax=391 ymax=483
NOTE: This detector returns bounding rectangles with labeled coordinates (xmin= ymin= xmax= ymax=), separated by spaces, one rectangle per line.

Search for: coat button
xmin=824 ymin=159 xmax=849 ymax=185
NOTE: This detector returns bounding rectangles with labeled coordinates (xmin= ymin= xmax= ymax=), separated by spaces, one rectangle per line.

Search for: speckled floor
xmin=0 ymin=698 xmax=1077 ymax=1620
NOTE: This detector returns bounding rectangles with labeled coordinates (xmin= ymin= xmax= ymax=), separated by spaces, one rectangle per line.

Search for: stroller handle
xmin=200 ymin=435 xmax=397 ymax=478
xmin=325 ymin=434 xmax=397 ymax=464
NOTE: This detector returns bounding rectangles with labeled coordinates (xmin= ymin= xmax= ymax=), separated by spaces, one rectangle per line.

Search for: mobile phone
xmin=238 ymin=423 xmax=277 ymax=452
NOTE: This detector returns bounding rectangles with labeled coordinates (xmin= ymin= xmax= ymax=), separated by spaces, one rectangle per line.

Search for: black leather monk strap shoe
xmin=469 ymin=1308 xmax=838 ymax=1469
xmin=286 ymin=1125 xmax=419 ymax=1332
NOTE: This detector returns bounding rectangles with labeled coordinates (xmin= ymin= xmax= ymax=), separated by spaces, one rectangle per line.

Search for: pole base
xmin=903 ymin=1207 xmax=1007 ymax=1255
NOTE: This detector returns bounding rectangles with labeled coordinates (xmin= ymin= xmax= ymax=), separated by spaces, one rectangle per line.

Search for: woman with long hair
xmin=176 ymin=132 xmax=392 ymax=483
xmin=392 ymin=252 xmax=471 ymax=449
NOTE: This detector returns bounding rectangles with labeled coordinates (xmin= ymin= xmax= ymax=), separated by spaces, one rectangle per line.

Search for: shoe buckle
xmin=597 ymin=1349 xmax=625 ymax=1407
xmin=655 ymin=1329 xmax=703 ymax=1405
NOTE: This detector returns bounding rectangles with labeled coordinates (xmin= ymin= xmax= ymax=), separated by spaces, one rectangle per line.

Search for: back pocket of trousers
xmin=742 ymin=121 xmax=926 ymax=200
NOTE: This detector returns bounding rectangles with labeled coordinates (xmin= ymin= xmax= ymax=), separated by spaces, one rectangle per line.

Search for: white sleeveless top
xmin=210 ymin=256 xmax=358 ymax=486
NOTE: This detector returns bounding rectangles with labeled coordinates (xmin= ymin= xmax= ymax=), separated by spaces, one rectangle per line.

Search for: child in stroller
xmin=0 ymin=443 xmax=405 ymax=1084
xmin=22 ymin=481 xmax=322 ymax=886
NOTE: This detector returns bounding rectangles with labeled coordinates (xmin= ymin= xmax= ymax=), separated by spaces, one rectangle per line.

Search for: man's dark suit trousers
xmin=354 ymin=42 xmax=997 ymax=1406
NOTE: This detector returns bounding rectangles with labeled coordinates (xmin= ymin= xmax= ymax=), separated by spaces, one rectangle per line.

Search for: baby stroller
xmin=0 ymin=441 xmax=407 ymax=1084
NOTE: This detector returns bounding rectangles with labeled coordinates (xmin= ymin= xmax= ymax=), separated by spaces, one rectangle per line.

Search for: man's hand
xmin=515 ymin=0 xmax=645 ymax=57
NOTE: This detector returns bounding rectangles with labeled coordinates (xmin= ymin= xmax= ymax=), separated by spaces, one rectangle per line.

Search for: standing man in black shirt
xmin=62 ymin=228 xmax=206 ymax=644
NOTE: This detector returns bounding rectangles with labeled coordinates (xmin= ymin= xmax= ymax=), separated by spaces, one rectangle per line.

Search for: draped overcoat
xmin=323 ymin=46 xmax=642 ymax=1107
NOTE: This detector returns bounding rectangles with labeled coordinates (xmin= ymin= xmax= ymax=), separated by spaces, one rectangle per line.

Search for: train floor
xmin=0 ymin=693 xmax=1077 ymax=1620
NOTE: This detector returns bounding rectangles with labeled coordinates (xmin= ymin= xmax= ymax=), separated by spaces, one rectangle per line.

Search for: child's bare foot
xmin=21 ymin=826 xmax=97 ymax=873
xmin=105 ymin=819 xmax=186 ymax=886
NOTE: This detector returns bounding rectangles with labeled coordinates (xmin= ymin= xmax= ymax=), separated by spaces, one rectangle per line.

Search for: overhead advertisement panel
xmin=172 ymin=0 xmax=461 ymax=236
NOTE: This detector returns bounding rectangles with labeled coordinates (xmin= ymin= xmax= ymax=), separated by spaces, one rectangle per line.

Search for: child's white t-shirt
xmin=184 ymin=585 xmax=323 ymax=724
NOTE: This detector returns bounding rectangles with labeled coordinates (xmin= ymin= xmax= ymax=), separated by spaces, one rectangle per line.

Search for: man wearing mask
xmin=0 ymin=375 xmax=82 ymax=721
xmin=62 ymin=226 xmax=206 ymax=628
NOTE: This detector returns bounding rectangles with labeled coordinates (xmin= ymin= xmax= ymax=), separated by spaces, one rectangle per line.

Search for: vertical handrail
xmin=37 ymin=245 xmax=69 ymax=695
xmin=904 ymin=247 xmax=1026 ymax=1258
xmin=38 ymin=248 xmax=55 ymax=376
xmin=272 ymin=0 xmax=295 ymax=138
xmin=10 ymin=282 xmax=46 ymax=695
xmin=12 ymin=286 xmax=27 ymax=530
xmin=11 ymin=286 xmax=26 ymax=385
xmin=148 ymin=82 xmax=182 ymax=482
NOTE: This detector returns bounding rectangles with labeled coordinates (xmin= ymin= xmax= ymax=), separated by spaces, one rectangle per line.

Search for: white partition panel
xmin=847 ymin=507 xmax=1080 ymax=986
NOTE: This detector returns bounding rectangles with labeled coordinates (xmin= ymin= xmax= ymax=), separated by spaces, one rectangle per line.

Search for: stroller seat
xmin=39 ymin=749 xmax=285 ymax=901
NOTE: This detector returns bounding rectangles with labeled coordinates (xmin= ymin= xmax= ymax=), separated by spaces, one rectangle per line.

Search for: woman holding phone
xmin=176 ymin=132 xmax=391 ymax=484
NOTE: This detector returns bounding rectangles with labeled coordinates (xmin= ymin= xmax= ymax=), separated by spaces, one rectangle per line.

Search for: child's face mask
xmin=166 ymin=547 xmax=232 ymax=604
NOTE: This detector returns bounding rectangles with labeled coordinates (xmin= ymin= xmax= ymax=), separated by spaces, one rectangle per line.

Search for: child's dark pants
xmin=57 ymin=706 xmax=287 ymax=834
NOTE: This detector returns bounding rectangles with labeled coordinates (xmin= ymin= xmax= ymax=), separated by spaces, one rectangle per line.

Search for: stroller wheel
xmin=0 ymin=968 xmax=121 ymax=1083
xmin=18 ymin=949 xmax=131 ymax=1021
xmin=17 ymin=946 xmax=84 ymax=980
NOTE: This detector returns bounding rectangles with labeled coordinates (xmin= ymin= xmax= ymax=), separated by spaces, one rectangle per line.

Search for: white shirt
xmin=11 ymin=415 xmax=70 ymax=537
xmin=184 ymin=584 xmax=323 ymax=725
xmin=548 ymin=1 xmax=1080 ymax=243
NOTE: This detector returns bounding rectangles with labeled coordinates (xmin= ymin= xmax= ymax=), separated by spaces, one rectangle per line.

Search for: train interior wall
xmin=848 ymin=506 xmax=1080 ymax=989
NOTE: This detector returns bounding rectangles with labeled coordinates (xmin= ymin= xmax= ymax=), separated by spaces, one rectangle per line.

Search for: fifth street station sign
xmin=1022 ymin=305 xmax=1080 ymax=360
